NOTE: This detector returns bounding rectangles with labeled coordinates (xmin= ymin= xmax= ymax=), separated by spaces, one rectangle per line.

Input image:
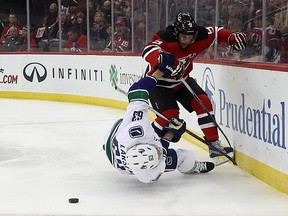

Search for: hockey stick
xmin=114 ymin=85 xmax=237 ymax=166
xmin=180 ymin=78 xmax=232 ymax=148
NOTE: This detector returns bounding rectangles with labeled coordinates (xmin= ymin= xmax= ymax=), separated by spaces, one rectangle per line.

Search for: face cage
xmin=126 ymin=144 xmax=164 ymax=170
xmin=178 ymin=31 xmax=198 ymax=44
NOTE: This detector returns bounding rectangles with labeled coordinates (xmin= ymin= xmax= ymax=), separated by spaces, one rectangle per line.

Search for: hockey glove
xmin=228 ymin=32 xmax=248 ymax=51
xmin=172 ymin=59 xmax=185 ymax=78
xmin=163 ymin=117 xmax=186 ymax=143
xmin=156 ymin=52 xmax=175 ymax=76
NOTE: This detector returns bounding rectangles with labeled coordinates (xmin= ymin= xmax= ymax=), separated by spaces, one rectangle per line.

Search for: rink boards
xmin=0 ymin=53 xmax=287 ymax=194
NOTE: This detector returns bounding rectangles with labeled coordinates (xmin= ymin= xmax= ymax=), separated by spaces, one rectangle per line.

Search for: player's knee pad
xmin=175 ymin=149 xmax=196 ymax=173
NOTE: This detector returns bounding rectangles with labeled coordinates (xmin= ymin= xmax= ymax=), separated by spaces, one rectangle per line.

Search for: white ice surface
xmin=0 ymin=99 xmax=287 ymax=216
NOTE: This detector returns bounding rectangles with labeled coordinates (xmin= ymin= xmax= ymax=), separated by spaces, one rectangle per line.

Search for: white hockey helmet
xmin=126 ymin=144 xmax=162 ymax=171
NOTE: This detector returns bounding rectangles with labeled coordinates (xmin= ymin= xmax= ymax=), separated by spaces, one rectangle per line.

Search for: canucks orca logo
xmin=129 ymin=126 xmax=144 ymax=138
xmin=201 ymin=67 xmax=216 ymax=114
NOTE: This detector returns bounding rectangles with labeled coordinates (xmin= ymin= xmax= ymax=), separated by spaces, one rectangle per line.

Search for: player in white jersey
xmin=104 ymin=52 xmax=215 ymax=183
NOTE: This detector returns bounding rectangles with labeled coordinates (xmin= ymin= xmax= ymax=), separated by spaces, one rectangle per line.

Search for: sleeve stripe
xmin=128 ymin=90 xmax=149 ymax=103
xmin=142 ymin=45 xmax=161 ymax=59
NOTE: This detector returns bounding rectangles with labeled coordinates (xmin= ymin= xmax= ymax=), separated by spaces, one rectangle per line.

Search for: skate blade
xmin=212 ymin=152 xmax=234 ymax=166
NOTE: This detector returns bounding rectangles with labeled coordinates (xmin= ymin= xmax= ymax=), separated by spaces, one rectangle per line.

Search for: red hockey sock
xmin=190 ymin=94 xmax=219 ymax=141
xmin=155 ymin=109 xmax=179 ymax=127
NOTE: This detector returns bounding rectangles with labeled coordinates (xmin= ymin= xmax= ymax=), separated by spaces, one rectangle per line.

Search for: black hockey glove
xmin=156 ymin=52 xmax=175 ymax=76
xmin=163 ymin=117 xmax=186 ymax=143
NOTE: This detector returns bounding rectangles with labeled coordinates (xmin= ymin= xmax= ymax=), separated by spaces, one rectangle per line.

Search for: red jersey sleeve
xmin=217 ymin=27 xmax=232 ymax=44
xmin=142 ymin=34 xmax=170 ymax=75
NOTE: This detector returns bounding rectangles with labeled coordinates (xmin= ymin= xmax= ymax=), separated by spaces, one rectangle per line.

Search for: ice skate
xmin=209 ymin=140 xmax=234 ymax=165
xmin=182 ymin=161 xmax=215 ymax=174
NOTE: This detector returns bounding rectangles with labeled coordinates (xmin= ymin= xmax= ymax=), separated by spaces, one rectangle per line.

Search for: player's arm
xmin=142 ymin=34 xmax=170 ymax=74
xmin=128 ymin=52 xmax=175 ymax=103
xmin=160 ymin=118 xmax=186 ymax=173
xmin=217 ymin=27 xmax=248 ymax=51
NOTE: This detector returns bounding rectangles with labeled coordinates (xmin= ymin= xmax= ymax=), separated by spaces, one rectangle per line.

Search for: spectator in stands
xmin=103 ymin=18 xmax=131 ymax=52
xmin=42 ymin=2 xmax=59 ymax=39
xmin=57 ymin=10 xmax=72 ymax=41
xmin=219 ymin=2 xmax=230 ymax=28
xmin=227 ymin=18 xmax=244 ymax=32
xmin=88 ymin=0 xmax=98 ymax=27
xmin=114 ymin=0 xmax=126 ymax=19
xmin=1 ymin=12 xmax=22 ymax=44
xmin=101 ymin=1 xmax=111 ymax=24
xmin=66 ymin=0 xmax=79 ymax=26
xmin=76 ymin=0 xmax=87 ymax=13
xmin=122 ymin=1 xmax=132 ymax=29
xmin=64 ymin=26 xmax=87 ymax=52
xmin=227 ymin=1 xmax=248 ymax=29
xmin=72 ymin=12 xmax=87 ymax=35
xmin=253 ymin=9 xmax=263 ymax=28
xmin=273 ymin=0 xmax=288 ymax=63
xmin=2 ymin=26 xmax=23 ymax=52
xmin=105 ymin=24 xmax=112 ymax=47
xmin=93 ymin=11 xmax=107 ymax=27
xmin=18 ymin=26 xmax=38 ymax=52
xmin=227 ymin=1 xmax=242 ymax=19
xmin=90 ymin=11 xmax=108 ymax=51
xmin=134 ymin=9 xmax=146 ymax=53
xmin=244 ymin=0 xmax=261 ymax=31
xmin=245 ymin=9 xmax=282 ymax=62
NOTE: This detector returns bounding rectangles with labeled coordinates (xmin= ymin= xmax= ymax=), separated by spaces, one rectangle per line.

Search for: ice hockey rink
xmin=0 ymin=98 xmax=288 ymax=216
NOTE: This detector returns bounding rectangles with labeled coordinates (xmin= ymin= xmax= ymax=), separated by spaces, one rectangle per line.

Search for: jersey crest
xmin=129 ymin=126 xmax=144 ymax=138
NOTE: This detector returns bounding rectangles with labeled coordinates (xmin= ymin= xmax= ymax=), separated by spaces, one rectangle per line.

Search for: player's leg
xmin=164 ymin=148 xmax=215 ymax=173
xmin=149 ymin=86 xmax=180 ymax=137
xmin=176 ymin=78 xmax=233 ymax=159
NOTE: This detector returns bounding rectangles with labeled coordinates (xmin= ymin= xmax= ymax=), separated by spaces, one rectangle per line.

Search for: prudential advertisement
xmin=191 ymin=64 xmax=288 ymax=173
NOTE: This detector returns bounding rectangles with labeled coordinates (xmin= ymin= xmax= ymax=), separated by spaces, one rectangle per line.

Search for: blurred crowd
xmin=0 ymin=0 xmax=287 ymax=64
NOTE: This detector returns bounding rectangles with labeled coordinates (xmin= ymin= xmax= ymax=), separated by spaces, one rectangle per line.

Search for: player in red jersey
xmin=142 ymin=12 xmax=247 ymax=164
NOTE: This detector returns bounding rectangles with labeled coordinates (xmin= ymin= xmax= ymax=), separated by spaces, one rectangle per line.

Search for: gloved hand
xmin=172 ymin=59 xmax=185 ymax=78
xmin=228 ymin=32 xmax=248 ymax=51
xmin=156 ymin=52 xmax=175 ymax=76
xmin=163 ymin=117 xmax=186 ymax=142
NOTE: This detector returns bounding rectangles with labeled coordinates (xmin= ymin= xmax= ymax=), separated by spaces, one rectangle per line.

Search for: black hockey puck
xmin=69 ymin=198 xmax=79 ymax=203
